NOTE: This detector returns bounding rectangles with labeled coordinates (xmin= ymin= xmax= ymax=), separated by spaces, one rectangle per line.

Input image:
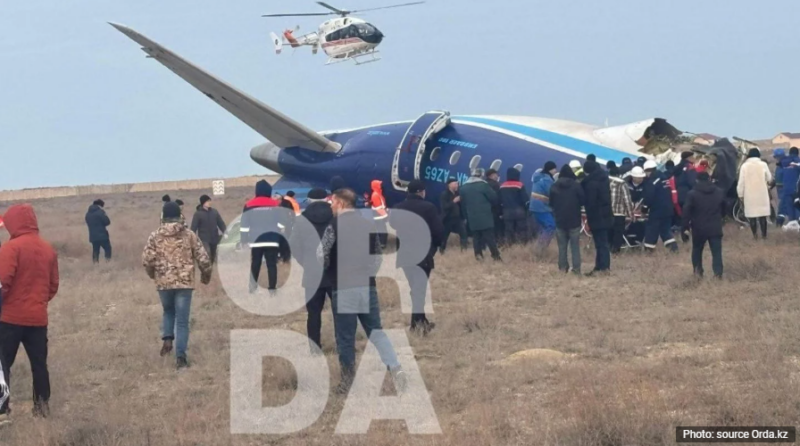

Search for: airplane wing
xmin=109 ymin=23 xmax=341 ymax=153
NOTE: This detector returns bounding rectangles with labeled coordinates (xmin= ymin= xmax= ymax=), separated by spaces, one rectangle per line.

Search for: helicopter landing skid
xmin=326 ymin=50 xmax=381 ymax=66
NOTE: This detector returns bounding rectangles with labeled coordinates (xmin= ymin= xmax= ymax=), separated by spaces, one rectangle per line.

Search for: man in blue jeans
xmin=143 ymin=202 xmax=212 ymax=369
xmin=549 ymin=165 xmax=585 ymax=274
xmin=318 ymin=188 xmax=406 ymax=394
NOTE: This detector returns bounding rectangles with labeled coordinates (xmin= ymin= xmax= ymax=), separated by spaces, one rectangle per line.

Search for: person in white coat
xmin=737 ymin=148 xmax=773 ymax=239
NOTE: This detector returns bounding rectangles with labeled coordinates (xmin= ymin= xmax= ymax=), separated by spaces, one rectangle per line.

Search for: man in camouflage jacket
xmin=142 ymin=202 xmax=212 ymax=369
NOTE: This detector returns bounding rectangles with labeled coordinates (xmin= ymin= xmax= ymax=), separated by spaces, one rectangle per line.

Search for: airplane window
xmin=490 ymin=159 xmax=502 ymax=171
xmin=514 ymin=163 xmax=523 ymax=172
xmin=449 ymin=151 xmax=461 ymax=165
xmin=430 ymin=147 xmax=441 ymax=162
xmin=469 ymin=155 xmax=482 ymax=170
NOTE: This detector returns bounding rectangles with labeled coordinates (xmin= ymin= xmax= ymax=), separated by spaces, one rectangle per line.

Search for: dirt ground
xmin=0 ymin=188 xmax=798 ymax=446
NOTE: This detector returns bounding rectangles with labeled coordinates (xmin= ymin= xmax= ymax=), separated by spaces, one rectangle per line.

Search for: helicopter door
xmin=391 ymin=110 xmax=451 ymax=191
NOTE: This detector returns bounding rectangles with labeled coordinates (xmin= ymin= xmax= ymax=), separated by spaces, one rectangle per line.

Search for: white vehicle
xmin=265 ymin=1 xmax=424 ymax=65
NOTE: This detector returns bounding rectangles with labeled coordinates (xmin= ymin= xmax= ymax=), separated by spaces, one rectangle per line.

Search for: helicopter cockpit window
xmin=326 ymin=30 xmax=341 ymax=42
xmin=356 ymin=24 xmax=383 ymax=43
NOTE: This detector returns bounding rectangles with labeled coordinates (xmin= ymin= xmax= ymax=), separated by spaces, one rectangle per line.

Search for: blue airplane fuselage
xmin=268 ymin=116 xmax=636 ymax=207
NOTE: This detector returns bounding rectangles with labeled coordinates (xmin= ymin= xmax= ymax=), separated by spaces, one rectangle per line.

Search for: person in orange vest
xmin=370 ymin=180 xmax=389 ymax=248
xmin=284 ymin=191 xmax=302 ymax=216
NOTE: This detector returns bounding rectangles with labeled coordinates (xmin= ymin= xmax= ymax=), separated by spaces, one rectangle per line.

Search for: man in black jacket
xmin=85 ymin=199 xmax=111 ymax=263
xmin=289 ymin=188 xmax=334 ymax=351
xmin=500 ymin=167 xmax=529 ymax=244
xmin=486 ymin=169 xmax=504 ymax=245
xmin=582 ymin=160 xmax=614 ymax=275
xmin=681 ymin=172 xmax=725 ymax=278
xmin=241 ymin=180 xmax=291 ymax=293
xmin=390 ymin=180 xmax=443 ymax=334
xmin=190 ymin=195 xmax=227 ymax=264
xmin=439 ymin=178 xmax=467 ymax=253
xmin=550 ymin=165 xmax=585 ymax=274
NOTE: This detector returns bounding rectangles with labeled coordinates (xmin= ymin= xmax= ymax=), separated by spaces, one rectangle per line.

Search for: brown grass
xmin=1 ymin=190 xmax=799 ymax=445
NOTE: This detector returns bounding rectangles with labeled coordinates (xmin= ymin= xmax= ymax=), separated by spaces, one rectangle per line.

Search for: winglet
xmin=109 ymin=23 xmax=341 ymax=153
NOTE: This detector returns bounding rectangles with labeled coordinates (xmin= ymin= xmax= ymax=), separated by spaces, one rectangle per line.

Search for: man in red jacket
xmin=0 ymin=204 xmax=59 ymax=418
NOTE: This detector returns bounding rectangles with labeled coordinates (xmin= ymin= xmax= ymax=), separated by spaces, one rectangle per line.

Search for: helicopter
xmin=264 ymin=1 xmax=424 ymax=65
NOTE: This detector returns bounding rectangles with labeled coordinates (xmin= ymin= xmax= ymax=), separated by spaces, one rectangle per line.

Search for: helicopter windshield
xmin=355 ymin=24 xmax=383 ymax=44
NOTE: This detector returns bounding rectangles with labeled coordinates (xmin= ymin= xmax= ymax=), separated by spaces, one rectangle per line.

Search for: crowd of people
xmin=0 ymin=145 xmax=793 ymax=422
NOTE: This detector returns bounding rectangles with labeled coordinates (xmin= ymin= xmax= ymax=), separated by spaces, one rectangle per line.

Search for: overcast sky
xmin=2 ymin=0 xmax=797 ymax=190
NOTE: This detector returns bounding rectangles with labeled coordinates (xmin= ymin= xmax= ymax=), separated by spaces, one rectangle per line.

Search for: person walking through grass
xmin=0 ymin=204 xmax=59 ymax=419
xmin=191 ymin=195 xmax=226 ymax=264
xmin=289 ymin=188 xmax=334 ymax=352
xmin=317 ymin=188 xmax=406 ymax=393
xmin=143 ymin=201 xmax=212 ymax=369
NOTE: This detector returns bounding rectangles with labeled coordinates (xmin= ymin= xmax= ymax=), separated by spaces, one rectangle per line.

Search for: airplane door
xmin=391 ymin=110 xmax=450 ymax=191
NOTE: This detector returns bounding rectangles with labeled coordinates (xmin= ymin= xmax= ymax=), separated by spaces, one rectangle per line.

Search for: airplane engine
xmin=250 ymin=142 xmax=283 ymax=174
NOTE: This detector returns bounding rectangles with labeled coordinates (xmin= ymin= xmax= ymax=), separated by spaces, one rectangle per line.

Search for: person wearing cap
xmin=390 ymin=180 xmax=443 ymax=334
xmin=737 ymin=148 xmax=772 ymax=239
xmin=635 ymin=157 xmax=647 ymax=168
xmin=485 ymin=169 xmax=504 ymax=245
xmin=619 ymin=158 xmax=634 ymax=176
xmin=582 ymin=160 xmax=614 ymax=275
xmin=530 ymin=162 xmax=557 ymax=250
xmin=439 ymin=178 xmax=468 ymax=253
xmin=289 ymin=188 xmax=334 ymax=351
xmin=642 ymin=160 xmax=679 ymax=252
xmin=85 ymin=199 xmax=112 ymax=263
xmin=608 ymin=165 xmax=634 ymax=254
xmin=460 ymin=168 xmax=502 ymax=261
xmin=777 ymin=147 xmax=800 ymax=225
xmin=160 ymin=194 xmax=171 ymax=223
xmin=549 ymin=164 xmax=585 ymax=274
xmin=500 ymin=166 xmax=530 ymax=245
xmin=0 ymin=204 xmax=59 ymax=418
xmin=681 ymin=172 xmax=725 ymax=278
xmin=190 ymin=195 xmax=227 ymax=264
xmin=143 ymin=201 xmax=212 ymax=369
xmin=241 ymin=180 xmax=292 ymax=293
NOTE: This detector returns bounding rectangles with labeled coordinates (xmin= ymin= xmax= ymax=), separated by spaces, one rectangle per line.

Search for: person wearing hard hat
xmin=642 ymin=160 xmax=678 ymax=252
xmin=569 ymin=160 xmax=585 ymax=181
xmin=625 ymin=166 xmax=648 ymax=246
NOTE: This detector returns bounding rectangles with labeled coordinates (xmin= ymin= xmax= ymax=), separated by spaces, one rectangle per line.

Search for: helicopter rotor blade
xmin=316 ymin=2 xmax=350 ymax=15
xmin=262 ymin=12 xmax=335 ymax=17
xmin=348 ymin=1 xmax=425 ymax=14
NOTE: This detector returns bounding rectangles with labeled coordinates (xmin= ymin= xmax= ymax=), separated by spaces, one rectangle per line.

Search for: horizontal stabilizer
xmin=109 ymin=23 xmax=340 ymax=153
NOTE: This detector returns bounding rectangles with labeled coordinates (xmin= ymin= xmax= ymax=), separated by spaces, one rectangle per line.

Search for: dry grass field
xmin=1 ymin=187 xmax=799 ymax=446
